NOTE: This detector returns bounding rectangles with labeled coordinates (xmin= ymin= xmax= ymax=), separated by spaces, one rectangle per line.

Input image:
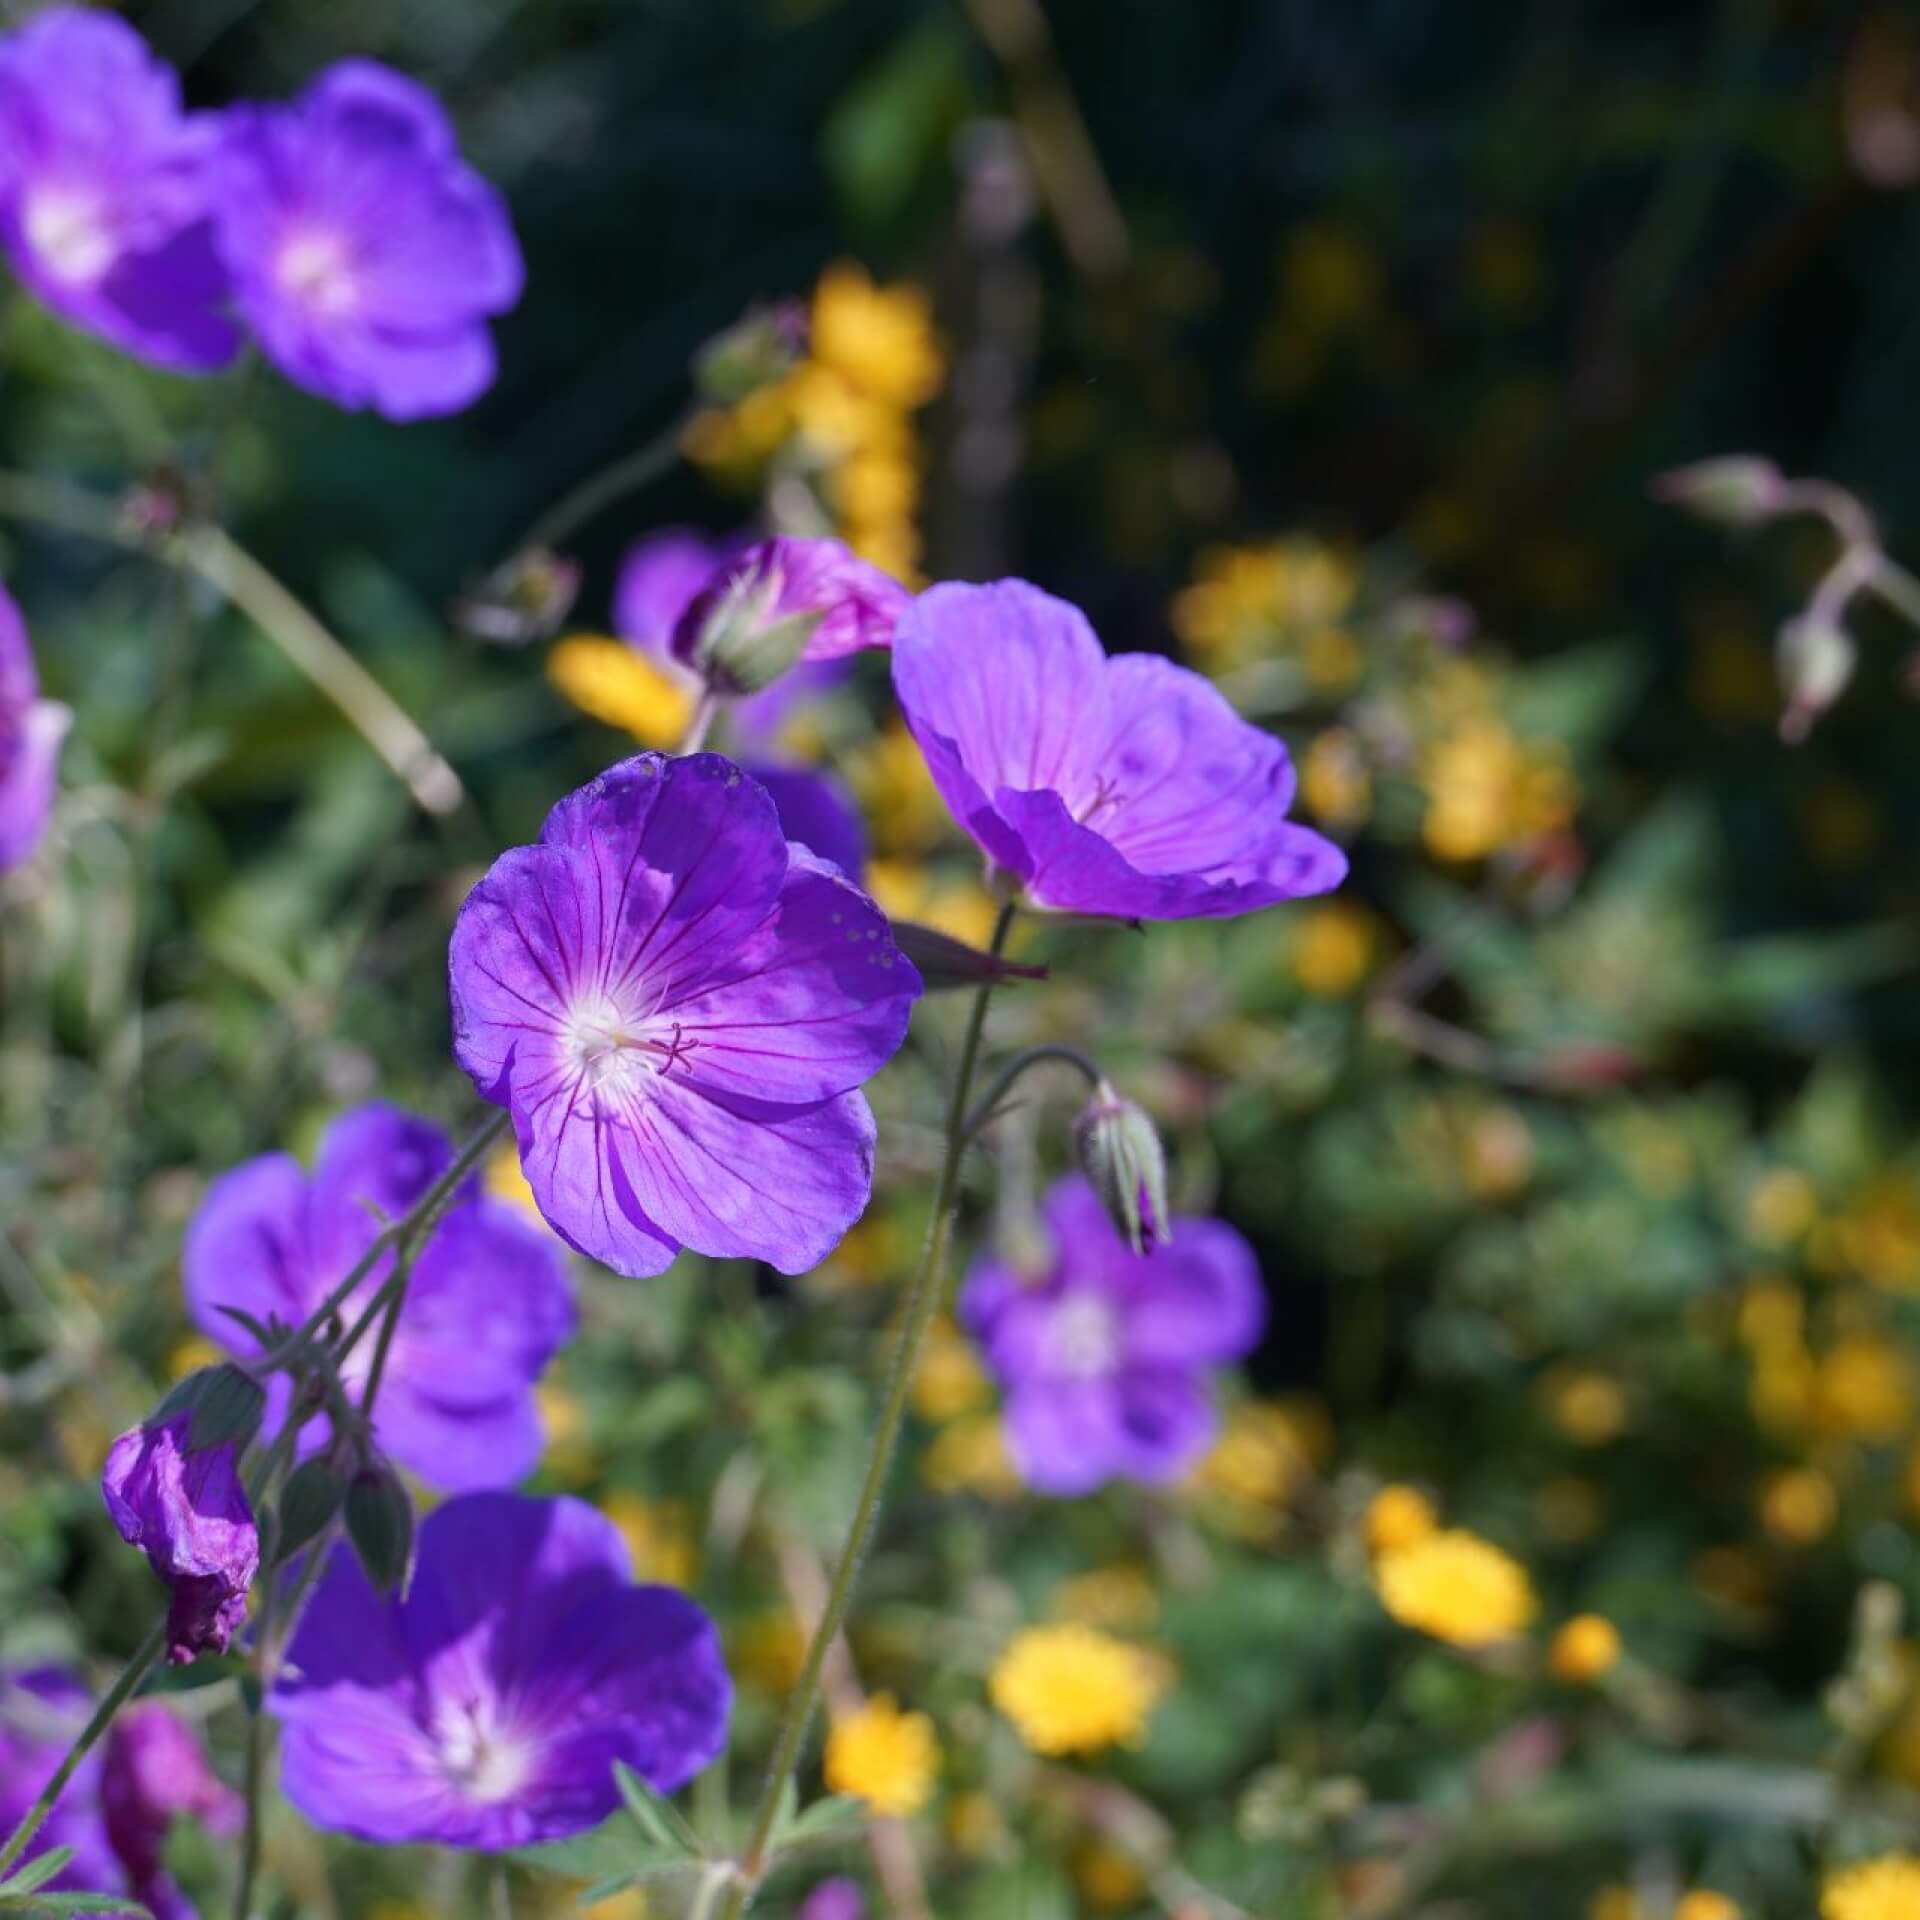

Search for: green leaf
xmin=0 ymin=1895 xmax=155 ymax=1917
xmin=820 ymin=16 xmax=973 ymax=228
xmin=0 ymin=1844 xmax=74 ymax=1897
xmin=507 ymin=1819 xmax=694 ymax=1883
xmin=957 ymin=1861 xmax=1075 ymax=1920
xmin=612 ymin=1762 xmax=701 ymax=1856
xmin=777 ymin=1795 xmax=869 ymax=1851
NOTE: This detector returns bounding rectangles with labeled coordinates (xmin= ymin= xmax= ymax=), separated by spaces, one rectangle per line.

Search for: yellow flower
xmin=1549 ymin=1613 xmax=1622 ymax=1685
xmin=1745 ymin=1167 xmax=1819 ymax=1246
xmin=1300 ymin=726 xmax=1372 ymax=833
xmin=1839 ymin=1177 xmax=1920 ymax=1292
xmin=1292 ymin=902 xmax=1378 ymax=998
xmin=832 ymin=447 xmax=921 ymax=526
xmin=485 ymin=1142 xmax=543 ymax=1222
xmin=537 ymin=1384 xmax=596 ymax=1485
xmin=1760 ymin=1466 xmax=1836 ymax=1547
xmin=1421 ymin=718 xmax=1574 ymax=861
xmin=817 ymin=1212 xmax=905 ymax=1292
xmin=824 ymin=1693 xmax=940 ymax=1817
xmin=945 ymin=1789 xmax=1003 ymax=1857
xmin=1543 ymin=1369 xmax=1628 ymax=1446
xmin=1587 ymin=1891 xmax=1642 ymax=1920
xmin=811 ymin=261 xmax=945 ymax=409
xmin=864 ymin=859 xmax=1000 ymax=949
xmin=1374 ymin=1528 xmax=1536 ymax=1648
xmin=1676 ymin=1893 xmax=1741 ymax=1920
xmin=910 ymin=1318 xmax=991 ymax=1422
xmin=843 ymin=515 xmax=922 ymax=586
xmin=167 ymin=1335 xmax=223 ymax=1381
xmin=1193 ymin=1399 xmax=1325 ymax=1531
xmin=1823 ymin=1855 xmax=1920 ymax=1920
xmin=1813 ymin=1335 xmax=1910 ymax=1443
xmin=731 ymin=1611 xmax=807 ymax=1698
xmin=1075 ymin=1841 xmax=1148 ymax=1912
xmin=1364 ymin=1485 xmax=1438 ymax=1556
xmin=602 ymin=1494 xmax=697 ymax=1589
xmin=921 ymin=1414 xmax=1022 ymax=1502
xmin=989 ymin=1623 xmax=1162 ymax=1757
xmin=547 ymin=637 xmax=693 ymax=748
xmin=782 ymin=360 xmax=905 ymax=460
xmin=1052 ymin=1565 xmax=1161 ymax=1634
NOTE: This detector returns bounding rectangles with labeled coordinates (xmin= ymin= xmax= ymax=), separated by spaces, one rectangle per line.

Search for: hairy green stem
xmin=958 ymin=1041 xmax=1101 ymax=1145
xmin=517 ymin=413 xmax=689 ymax=556
xmin=718 ymin=903 xmax=1016 ymax=1916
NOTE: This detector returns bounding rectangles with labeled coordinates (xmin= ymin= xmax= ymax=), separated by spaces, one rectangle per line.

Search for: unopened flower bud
xmin=452 ymin=547 xmax=582 ymax=648
xmin=153 ymin=1363 xmax=267 ymax=1453
xmin=345 ymin=1463 xmax=416 ymax=1598
xmin=693 ymin=298 xmax=808 ymax=404
xmin=1777 ymin=613 xmax=1857 ymax=742
xmin=671 ymin=537 xmax=910 ymax=695
xmin=275 ymin=1456 xmax=347 ymax=1562
xmin=887 ymin=920 xmax=1046 ymax=992
xmin=1074 ymin=1079 xmax=1171 ymax=1256
xmin=1654 ymin=456 xmax=1789 ymax=528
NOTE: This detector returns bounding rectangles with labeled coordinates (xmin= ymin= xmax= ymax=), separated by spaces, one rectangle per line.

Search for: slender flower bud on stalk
xmin=1777 ymin=613 xmax=1857 ymax=743
xmin=344 ymin=1462 xmax=415 ymax=1597
xmin=1074 ymin=1080 xmax=1172 ymax=1256
xmin=1654 ymin=456 xmax=1789 ymax=528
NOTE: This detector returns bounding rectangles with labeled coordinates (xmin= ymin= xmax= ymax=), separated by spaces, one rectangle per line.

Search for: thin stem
xmin=958 ymin=1041 xmax=1101 ymax=1145
xmin=1864 ymin=553 xmax=1920 ymax=633
xmin=0 ymin=470 xmax=465 ymax=820
xmin=517 ymin=413 xmax=689 ymax=557
xmin=678 ymin=691 xmax=719 ymax=756
xmin=719 ymin=903 xmax=1016 ymax=1917
xmin=0 ymin=1620 xmax=166 ymax=1876
xmin=232 ymin=1637 xmax=271 ymax=1920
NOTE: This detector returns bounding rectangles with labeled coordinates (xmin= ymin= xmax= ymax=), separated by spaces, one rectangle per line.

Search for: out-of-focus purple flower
xmin=892 ymin=580 xmax=1347 ymax=920
xmin=210 ymin=61 xmax=522 ymax=420
xmin=0 ymin=585 xmax=69 ymax=873
xmin=183 ymin=1103 xmax=574 ymax=1493
xmin=960 ymin=1176 xmax=1265 ymax=1497
xmin=102 ymin=1703 xmax=239 ymax=1920
xmin=0 ymin=9 xmax=238 ymax=372
xmin=799 ymin=1878 xmax=866 ymax=1920
xmin=449 ymin=753 xmax=919 ymax=1279
xmin=0 ymin=1668 xmax=125 ymax=1900
xmin=102 ymin=1415 xmax=260 ymax=1663
xmin=268 ymin=1492 xmax=731 ymax=1848
xmin=672 ymin=537 xmax=911 ymax=690
xmin=745 ymin=763 xmax=866 ymax=876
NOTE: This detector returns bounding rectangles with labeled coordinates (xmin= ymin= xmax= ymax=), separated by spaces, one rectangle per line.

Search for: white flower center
xmin=1050 ymin=1294 xmax=1120 ymax=1380
xmin=435 ymin=1697 xmax=532 ymax=1805
xmin=276 ymin=231 xmax=360 ymax=316
xmin=562 ymin=991 xmax=698 ymax=1100
xmin=23 ymin=189 xmax=116 ymax=285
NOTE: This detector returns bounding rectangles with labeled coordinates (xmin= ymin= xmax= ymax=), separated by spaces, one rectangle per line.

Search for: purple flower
xmin=745 ymin=763 xmax=866 ymax=877
xmin=892 ymin=580 xmax=1348 ymax=920
xmin=102 ymin=1704 xmax=240 ymax=1920
xmin=0 ymin=585 xmax=69 ymax=872
xmin=183 ymin=1103 xmax=574 ymax=1493
xmin=210 ymin=61 xmax=522 ymax=419
xmin=448 ymin=753 xmax=919 ymax=1279
xmin=268 ymin=1492 xmax=731 ymax=1849
xmin=672 ymin=537 xmax=911 ymax=685
xmin=0 ymin=1668 xmax=126 ymax=1900
xmin=959 ymin=1176 xmax=1266 ymax=1496
xmin=102 ymin=1414 xmax=260 ymax=1663
xmin=0 ymin=9 xmax=238 ymax=372
xmin=800 ymin=1879 xmax=866 ymax=1920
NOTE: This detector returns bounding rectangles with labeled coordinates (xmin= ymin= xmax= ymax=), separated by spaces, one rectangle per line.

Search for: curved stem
xmin=517 ymin=413 xmax=689 ymax=556
xmin=0 ymin=1620 xmax=166 ymax=1877
xmin=719 ymin=902 xmax=1016 ymax=1917
xmin=958 ymin=1042 xmax=1101 ymax=1146
xmin=678 ymin=692 xmax=719 ymax=756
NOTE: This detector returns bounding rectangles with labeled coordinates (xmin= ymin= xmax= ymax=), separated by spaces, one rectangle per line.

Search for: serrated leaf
xmin=613 ymin=1762 xmax=700 ymax=1855
xmin=0 ymin=1844 xmax=74 ymax=1896
xmin=507 ymin=1818 xmax=639 ymax=1879
xmin=778 ymin=1795 xmax=869 ymax=1851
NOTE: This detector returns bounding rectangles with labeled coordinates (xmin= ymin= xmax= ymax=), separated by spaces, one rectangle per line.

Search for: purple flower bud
xmin=799 ymin=1879 xmax=866 ymax=1920
xmin=101 ymin=1412 xmax=260 ymax=1664
xmin=1652 ymin=456 xmax=1788 ymax=529
xmin=671 ymin=537 xmax=911 ymax=693
xmin=102 ymin=1702 xmax=240 ymax=1912
xmin=1074 ymin=1079 xmax=1171 ymax=1257
xmin=1777 ymin=612 xmax=1857 ymax=743
xmin=693 ymin=298 xmax=809 ymax=404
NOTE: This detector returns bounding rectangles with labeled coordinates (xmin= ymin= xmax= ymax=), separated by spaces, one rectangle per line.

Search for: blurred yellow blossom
xmin=817 ymin=1212 xmax=906 ymax=1292
xmin=1074 ymin=1842 xmax=1148 ymax=1912
xmin=865 ymin=860 xmax=999 ymax=949
xmin=989 ymin=1624 xmax=1163 ymax=1756
xmin=1293 ymin=902 xmax=1380 ymax=998
xmin=1822 ymin=1855 xmax=1920 ymax=1920
xmin=1675 ymin=1895 xmax=1740 ymax=1920
xmin=1543 ymin=1369 xmax=1628 ymax=1446
xmin=485 ymin=1142 xmax=542 ymax=1222
xmin=1839 ymin=1177 xmax=1920 ymax=1292
xmin=1760 ymin=1467 xmax=1836 ymax=1546
xmin=824 ymin=1693 xmax=940 ymax=1817
xmin=602 ymin=1493 xmax=697 ymax=1589
xmin=911 ymin=1317 xmax=992 ymax=1422
xmin=1192 ymin=1398 xmax=1326 ymax=1538
xmin=1812 ymin=1334 xmax=1910 ymax=1443
xmin=810 ymin=261 xmax=944 ymax=409
xmin=1745 ymin=1168 xmax=1819 ymax=1246
xmin=946 ymin=1789 xmax=1003 ymax=1857
xmin=1170 ymin=536 xmax=1359 ymax=677
xmin=1422 ymin=717 xmax=1575 ymax=861
xmin=1052 ymin=1565 xmax=1161 ymax=1633
xmin=1587 ymin=1890 xmax=1641 ymax=1920
xmin=1364 ymin=1485 xmax=1438 ymax=1556
xmin=922 ymin=1414 xmax=1022 ymax=1501
xmin=1300 ymin=727 xmax=1372 ymax=832
xmin=537 ymin=1384 xmax=596 ymax=1485
xmin=547 ymin=637 xmax=693 ymax=748
xmin=167 ymin=1334 xmax=222 ymax=1381
xmin=1549 ymin=1613 xmax=1622 ymax=1684
xmin=1374 ymin=1528 xmax=1537 ymax=1647
xmin=847 ymin=721 xmax=953 ymax=855
xmin=731 ymin=1611 xmax=807 ymax=1697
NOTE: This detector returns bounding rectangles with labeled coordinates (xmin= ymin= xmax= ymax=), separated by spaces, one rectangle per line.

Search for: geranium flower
xmin=959 ymin=1175 xmax=1265 ymax=1496
xmin=102 ymin=1704 xmax=242 ymax=1920
xmin=101 ymin=1414 xmax=260 ymax=1663
xmin=745 ymin=764 xmax=866 ymax=876
xmin=0 ymin=8 xmax=238 ymax=371
xmin=211 ymin=61 xmax=522 ymax=419
xmin=0 ymin=585 xmax=69 ymax=872
xmin=448 ymin=753 xmax=919 ymax=1278
xmin=0 ymin=1669 xmax=126 ymax=1901
xmin=184 ymin=1103 xmax=574 ymax=1494
xmin=268 ymin=1492 xmax=730 ymax=1848
xmin=892 ymin=580 xmax=1347 ymax=919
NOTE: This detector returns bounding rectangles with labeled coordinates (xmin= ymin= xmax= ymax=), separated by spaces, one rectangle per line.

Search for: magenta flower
xmin=745 ymin=763 xmax=866 ymax=877
xmin=892 ymin=581 xmax=1347 ymax=919
xmin=211 ymin=61 xmax=522 ymax=419
xmin=102 ymin=1704 xmax=241 ymax=1920
xmin=0 ymin=1669 xmax=126 ymax=1901
xmin=0 ymin=9 xmax=237 ymax=373
xmin=673 ymin=537 xmax=911 ymax=687
xmin=268 ymin=1492 xmax=730 ymax=1848
xmin=184 ymin=1103 xmax=574 ymax=1493
xmin=959 ymin=1176 xmax=1265 ymax=1496
xmin=102 ymin=1414 xmax=260 ymax=1663
xmin=449 ymin=753 xmax=919 ymax=1278
xmin=0 ymin=585 xmax=68 ymax=873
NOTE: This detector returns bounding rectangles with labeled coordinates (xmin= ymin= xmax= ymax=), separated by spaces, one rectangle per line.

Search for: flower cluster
xmin=0 ymin=9 xmax=518 ymax=416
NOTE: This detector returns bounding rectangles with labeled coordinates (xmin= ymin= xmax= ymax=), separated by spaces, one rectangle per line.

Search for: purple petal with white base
xmin=671 ymin=536 xmax=911 ymax=671
xmin=0 ymin=8 xmax=238 ymax=372
xmin=448 ymin=754 xmax=919 ymax=1278
xmin=269 ymin=1492 xmax=731 ymax=1849
xmin=210 ymin=60 xmax=521 ymax=419
xmin=892 ymin=580 xmax=1347 ymax=920
xmin=0 ymin=583 xmax=68 ymax=872
xmin=959 ymin=1175 xmax=1265 ymax=1496
xmin=183 ymin=1103 xmax=572 ymax=1493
